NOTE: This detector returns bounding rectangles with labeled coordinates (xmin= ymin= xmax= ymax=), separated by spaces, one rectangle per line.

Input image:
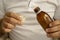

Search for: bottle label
xmin=37 ymin=10 xmax=42 ymax=14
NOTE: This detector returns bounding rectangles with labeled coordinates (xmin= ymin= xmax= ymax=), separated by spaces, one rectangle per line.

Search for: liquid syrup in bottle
xmin=34 ymin=7 xmax=53 ymax=30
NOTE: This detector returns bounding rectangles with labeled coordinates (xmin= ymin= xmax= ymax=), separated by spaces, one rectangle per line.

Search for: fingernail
xmin=46 ymin=29 xmax=49 ymax=32
xmin=49 ymin=23 xmax=52 ymax=27
xmin=19 ymin=22 xmax=21 ymax=24
xmin=18 ymin=21 xmax=22 ymax=25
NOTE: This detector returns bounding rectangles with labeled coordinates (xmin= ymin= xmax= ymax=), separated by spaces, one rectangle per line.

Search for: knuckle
xmin=48 ymin=28 xmax=53 ymax=32
xmin=6 ymin=23 xmax=9 ymax=27
xmin=9 ymin=12 xmax=13 ymax=16
xmin=9 ymin=24 xmax=14 ymax=29
xmin=50 ymin=28 xmax=53 ymax=32
xmin=5 ymin=22 xmax=14 ymax=29
xmin=3 ymin=22 xmax=9 ymax=28
xmin=6 ymin=12 xmax=12 ymax=16
xmin=9 ymin=18 xmax=14 ymax=23
xmin=9 ymin=12 xmax=15 ymax=16
xmin=4 ymin=16 xmax=10 ymax=22
xmin=10 ymin=18 xmax=12 ymax=21
xmin=2 ymin=21 xmax=7 ymax=26
xmin=2 ymin=21 xmax=12 ymax=28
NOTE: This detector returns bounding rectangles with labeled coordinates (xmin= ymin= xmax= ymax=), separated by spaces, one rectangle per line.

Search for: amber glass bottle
xmin=34 ymin=7 xmax=53 ymax=30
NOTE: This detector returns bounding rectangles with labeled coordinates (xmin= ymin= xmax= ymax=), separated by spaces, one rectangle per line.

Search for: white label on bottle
xmin=37 ymin=10 xmax=42 ymax=14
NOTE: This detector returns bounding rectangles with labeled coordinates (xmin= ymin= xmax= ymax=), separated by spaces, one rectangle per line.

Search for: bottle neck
xmin=37 ymin=10 xmax=42 ymax=14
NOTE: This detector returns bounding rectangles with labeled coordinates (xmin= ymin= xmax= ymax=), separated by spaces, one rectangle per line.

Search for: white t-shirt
xmin=0 ymin=0 xmax=60 ymax=40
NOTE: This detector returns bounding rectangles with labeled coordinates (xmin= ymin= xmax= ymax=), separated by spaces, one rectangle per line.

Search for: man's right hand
xmin=1 ymin=12 xmax=24 ymax=33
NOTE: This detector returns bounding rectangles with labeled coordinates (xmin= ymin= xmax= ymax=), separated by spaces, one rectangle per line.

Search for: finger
xmin=2 ymin=27 xmax=11 ymax=33
xmin=19 ymin=16 xmax=25 ymax=24
xmin=47 ymin=31 xmax=60 ymax=38
xmin=3 ymin=16 xmax=21 ymax=25
xmin=5 ymin=12 xmax=22 ymax=21
xmin=49 ymin=20 xmax=60 ymax=27
xmin=46 ymin=25 xmax=60 ymax=33
xmin=2 ymin=21 xmax=15 ymax=29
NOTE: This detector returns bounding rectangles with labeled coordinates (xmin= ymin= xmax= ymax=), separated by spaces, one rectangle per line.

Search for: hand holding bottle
xmin=46 ymin=20 xmax=60 ymax=38
xmin=34 ymin=7 xmax=60 ymax=38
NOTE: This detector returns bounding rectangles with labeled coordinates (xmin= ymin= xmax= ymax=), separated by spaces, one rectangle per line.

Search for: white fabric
xmin=0 ymin=0 xmax=60 ymax=40
xmin=54 ymin=6 xmax=60 ymax=19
